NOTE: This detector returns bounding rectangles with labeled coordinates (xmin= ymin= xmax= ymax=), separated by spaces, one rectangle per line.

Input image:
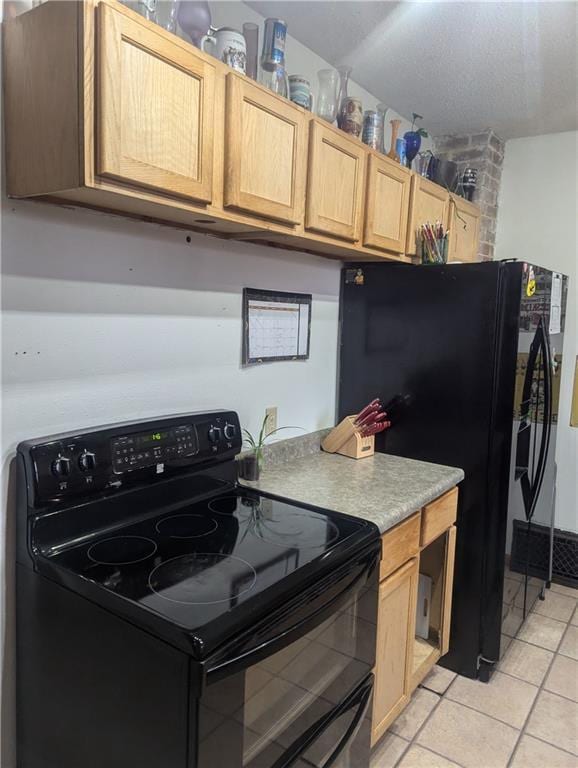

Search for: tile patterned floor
xmin=370 ymin=582 xmax=578 ymax=768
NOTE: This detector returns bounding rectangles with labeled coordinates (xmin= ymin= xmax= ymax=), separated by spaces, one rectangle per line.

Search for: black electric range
xmin=16 ymin=411 xmax=380 ymax=768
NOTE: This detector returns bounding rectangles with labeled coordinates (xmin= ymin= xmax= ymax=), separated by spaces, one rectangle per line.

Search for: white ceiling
xmin=246 ymin=1 xmax=578 ymax=139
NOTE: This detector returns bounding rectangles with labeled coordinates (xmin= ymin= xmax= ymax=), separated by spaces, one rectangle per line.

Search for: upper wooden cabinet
xmin=363 ymin=154 xmax=411 ymax=253
xmin=406 ymin=176 xmax=450 ymax=255
xmin=97 ymin=2 xmax=215 ymax=203
xmin=305 ymin=121 xmax=366 ymax=242
xmin=223 ymin=74 xmax=307 ymax=225
xmin=447 ymin=195 xmax=481 ymax=263
xmin=4 ymin=0 xmax=478 ymax=262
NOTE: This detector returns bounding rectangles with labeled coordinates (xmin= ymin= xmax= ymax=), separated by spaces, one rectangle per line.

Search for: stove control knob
xmin=51 ymin=456 xmax=71 ymax=477
xmin=223 ymin=423 xmax=236 ymax=440
xmin=208 ymin=426 xmax=221 ymax=444
xmin=78 ymin=451 xmax=97 ymax=472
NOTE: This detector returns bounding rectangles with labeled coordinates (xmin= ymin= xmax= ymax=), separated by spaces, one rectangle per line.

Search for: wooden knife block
xmin=321 ymin=416 xmax=375 ymax=460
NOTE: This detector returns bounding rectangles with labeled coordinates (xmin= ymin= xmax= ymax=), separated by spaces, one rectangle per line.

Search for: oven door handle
xmin=205 ymin=547 xmax=378 ymax=682
xmin=320 ymin=675 xmax=373 ymax=767
xmin=270 ymin=674 xmax=374 ymax=768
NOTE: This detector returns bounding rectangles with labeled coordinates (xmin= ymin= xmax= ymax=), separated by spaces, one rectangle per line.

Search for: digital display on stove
xmin=136 ymin=431 xmax=169 ymax=445
xmin=111 ymin=424 xmax=197 ymax=473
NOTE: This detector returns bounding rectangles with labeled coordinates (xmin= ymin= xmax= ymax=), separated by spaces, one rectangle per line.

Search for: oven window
xmin=196 ymin=583 xmax=376 ymax=767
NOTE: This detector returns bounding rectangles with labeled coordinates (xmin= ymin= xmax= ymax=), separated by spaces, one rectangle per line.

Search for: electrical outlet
xmin=265 ymin=407 xmax=278 ymax=436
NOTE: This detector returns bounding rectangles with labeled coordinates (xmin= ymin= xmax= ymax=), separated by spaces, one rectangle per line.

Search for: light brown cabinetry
xmin=406 ymin=176 xmax=450 ymax=256
xmin=3 ymin=0 xmax=478 ymax=263
xmin=420 ymin=487 xmax=458 ymax=547
xmin=96 ymin=3 xmax=215 ymax=203
xmin=372 ymin=558 xmax=419 ymax=745
xmin=371 ymin=488 xmax=458 ymax=747
xmin=305 ymin=120 xmax=366 ymax=242
xmin=410 ymin=524 xmax=456 ymax=688
xmin=447 ymin=195 xmax=481 ymax=263
xmin=379 ymin=511 xmax=420 ymax=581
xmin=363 ymin=155 xmax=411 ymax=254
xmin=224 ymin=74 xmax=307 ymax=224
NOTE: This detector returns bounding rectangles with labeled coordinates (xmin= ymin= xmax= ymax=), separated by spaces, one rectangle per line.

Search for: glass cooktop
xmin=46 ymin=492 xmax=367 ymax=632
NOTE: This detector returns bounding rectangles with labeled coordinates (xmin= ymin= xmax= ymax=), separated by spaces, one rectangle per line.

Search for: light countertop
xmin=240 ymin=450 xmax=464 ymax=535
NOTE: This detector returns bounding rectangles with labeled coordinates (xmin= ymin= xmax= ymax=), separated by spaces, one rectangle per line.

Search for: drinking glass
xmin=316 ymin=69 xmax=339 ymax=124
xmin=416 ymin=152 xmax=431 ymax=177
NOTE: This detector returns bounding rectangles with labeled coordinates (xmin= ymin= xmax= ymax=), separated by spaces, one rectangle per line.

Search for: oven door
xmin=194 ymin=543 xmax=379 ymax=768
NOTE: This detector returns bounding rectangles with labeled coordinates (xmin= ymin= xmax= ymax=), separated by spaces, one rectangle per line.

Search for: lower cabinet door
xmin=440 ymin=525 xmax=457 ymax=654
xmin=372 ymin=558 xmax=419 ymax=746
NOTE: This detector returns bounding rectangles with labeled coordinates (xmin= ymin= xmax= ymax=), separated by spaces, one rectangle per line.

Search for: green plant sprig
xmin=411 ymin=112 xmax=429 ymax=138
xmin=242 ymin=414 xmax=302 ymax=462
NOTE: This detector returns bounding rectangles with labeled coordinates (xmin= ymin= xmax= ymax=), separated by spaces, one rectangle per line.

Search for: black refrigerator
xmin=338 ymin=261 xmax=568 ymax=680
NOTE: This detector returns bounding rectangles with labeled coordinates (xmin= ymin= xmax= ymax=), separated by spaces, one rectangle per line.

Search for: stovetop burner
xmin=155 ymin=514 xmax=218 ymax=539
xmin=46 ymin=490 xmax=369 ymax=632
xmin=253 ymin=511 xmax=340 ymax=549
xmin=148 ymin=553 xmax=257 ymax=604
xmin=87 ymin=535 xmax=158 ymax=566
xmin=208 ymin=495 xmax=260 ymax=519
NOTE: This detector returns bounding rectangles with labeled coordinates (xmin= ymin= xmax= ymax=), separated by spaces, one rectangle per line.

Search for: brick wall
xmin=433 ymin=129 xmax=505 ymax=261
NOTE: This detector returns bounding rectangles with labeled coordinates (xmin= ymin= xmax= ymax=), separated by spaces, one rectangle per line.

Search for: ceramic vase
xmin=177 ymin=0 xmax=211 ymax=47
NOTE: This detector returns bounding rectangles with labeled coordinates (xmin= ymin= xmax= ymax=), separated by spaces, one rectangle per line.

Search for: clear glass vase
xmin=316 ymin=69 xmax=339 ymax=124
xmin=134 ymin=0 xmax=157 ymax=23
xmin=336 ymin=65 xmax=352 ymax=128
xmin=260 ymin=63 xmax=289 ymax=97
xmin=156 ymin=0 xmax=179 ymax=33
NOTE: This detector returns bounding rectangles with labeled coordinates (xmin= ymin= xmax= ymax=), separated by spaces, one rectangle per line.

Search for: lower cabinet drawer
xmin=420 ymin=488 xmax=458 ymax=547
xmin=380 ymin=512 xmax=421 ymax=581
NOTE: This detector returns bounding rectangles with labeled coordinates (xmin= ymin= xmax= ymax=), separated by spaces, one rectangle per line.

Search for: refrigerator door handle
xmin=529 ymin=318 xmax=553 ymax=520
xmin=516 ymin=317 xmax=552 ymax=521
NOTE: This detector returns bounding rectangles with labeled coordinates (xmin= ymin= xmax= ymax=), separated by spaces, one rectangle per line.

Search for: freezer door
xmin=338 ymin=262 xmax=507 ymax=679
xmin=502 ymin=265 xmax=568 ymax=648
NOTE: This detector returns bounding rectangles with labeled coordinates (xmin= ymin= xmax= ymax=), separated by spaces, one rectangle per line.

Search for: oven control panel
xmin=111 ymin=424 xmax=198 ymax=473
xmin=20 ymin=410 xmax=242 ymax=506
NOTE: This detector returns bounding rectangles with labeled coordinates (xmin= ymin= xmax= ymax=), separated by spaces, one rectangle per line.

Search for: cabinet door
xmin=406 ymin=176 xmax=450 ymax=255
xmin=440 ymin=525 xmax=457 ymax=654
xmin=224 ymin=74 xmax=307 ymax=224
xmin=372 ymin=558 xmax=419 ymax=746
xmin=363 ymin=154 xmax=411 ymax=253
xmin=97 ymin=3 xmax=215 ymax=203
xmin=305 ymin=121 xmax=365 ymax=242
xmin=448 ymin=196 xmax=481 ymax=263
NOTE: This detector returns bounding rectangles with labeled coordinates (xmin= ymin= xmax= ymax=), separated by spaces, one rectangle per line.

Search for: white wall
xmin=0 ymin=199 xmax=341 ymax=767
xmin=495 ymin=131 xmax=578 ymax=534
